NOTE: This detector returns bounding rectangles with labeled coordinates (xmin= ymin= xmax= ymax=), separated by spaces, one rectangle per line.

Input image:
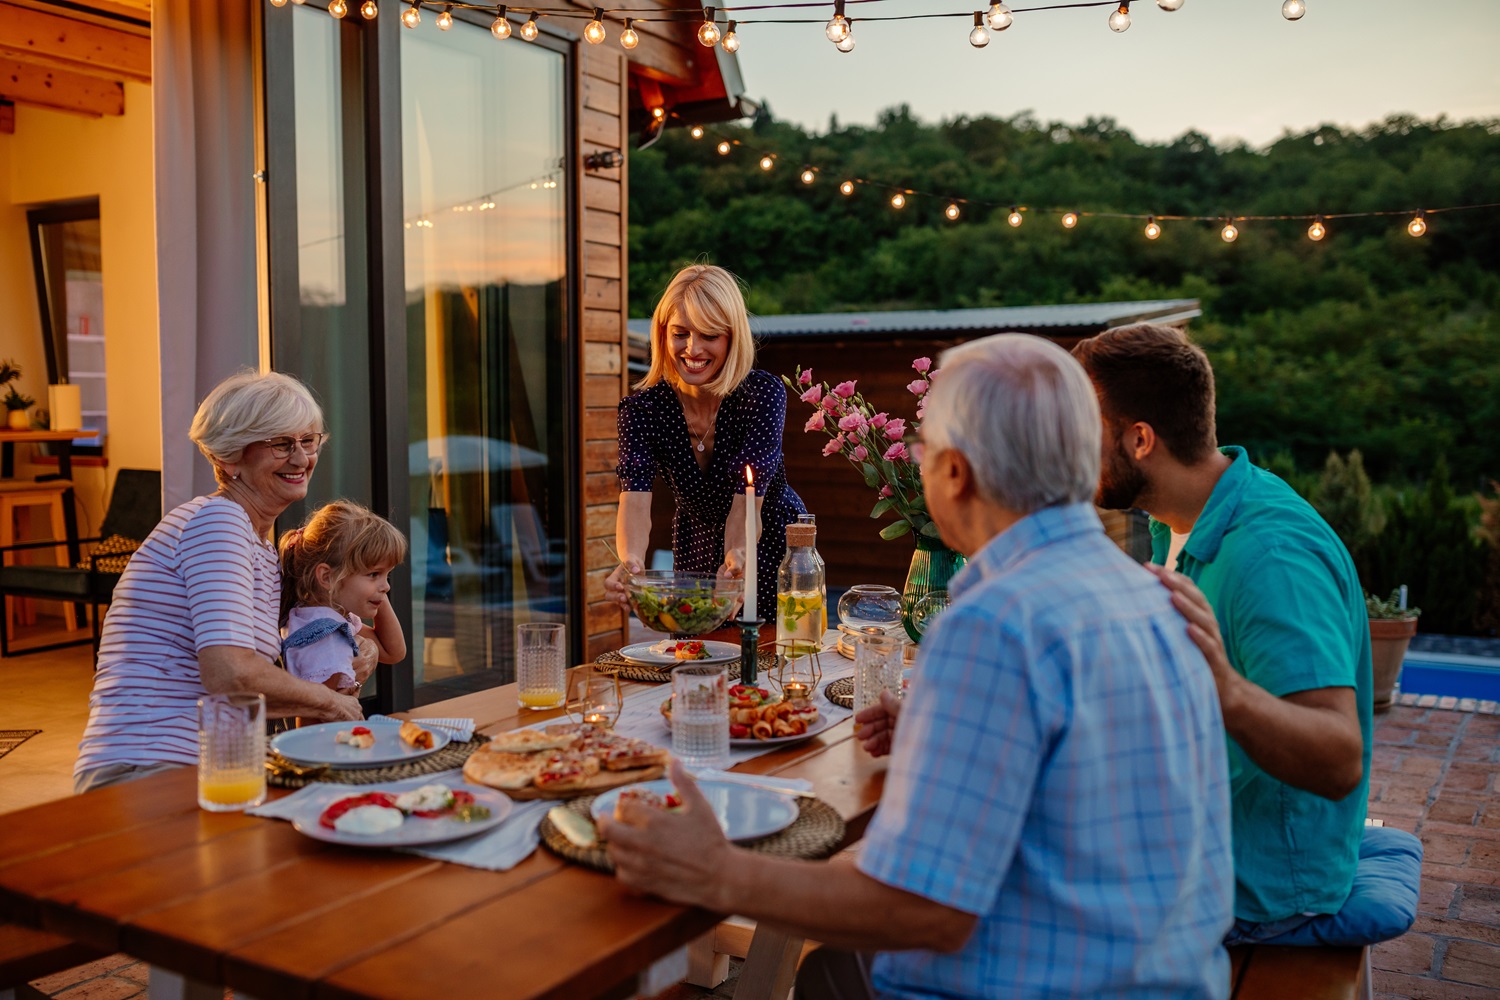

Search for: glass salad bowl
xmin=624 ymin=570 xmax=743 ymax=636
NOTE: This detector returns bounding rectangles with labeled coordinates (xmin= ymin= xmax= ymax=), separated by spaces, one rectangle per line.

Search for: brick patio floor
xmin=19 ymin=706 xmax=1500 ymax=999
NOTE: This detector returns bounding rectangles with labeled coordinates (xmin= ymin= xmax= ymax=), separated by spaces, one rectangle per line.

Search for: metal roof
xmin=626 ymin=299 xmax=1200 ymax=341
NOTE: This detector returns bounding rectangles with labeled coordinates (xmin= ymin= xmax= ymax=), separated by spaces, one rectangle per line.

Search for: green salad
xmin=629 ymin=583 xmax=734 ymax=634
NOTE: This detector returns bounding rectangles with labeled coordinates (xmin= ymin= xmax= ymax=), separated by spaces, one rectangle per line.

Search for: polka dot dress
xmin=617 ymin=369 xmax=807 ymax=618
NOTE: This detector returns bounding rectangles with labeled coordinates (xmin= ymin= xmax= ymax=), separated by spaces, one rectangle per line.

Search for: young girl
xmin=279 ymin=500 xmax=408 ymax=693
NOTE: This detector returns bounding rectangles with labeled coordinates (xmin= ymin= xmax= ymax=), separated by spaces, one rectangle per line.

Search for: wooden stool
xmin=0 ymin=481 xmax=80 ymax=636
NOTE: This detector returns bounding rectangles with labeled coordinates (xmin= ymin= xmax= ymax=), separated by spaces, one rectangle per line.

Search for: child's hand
xmin=351 ymin=635 xmax=379 ymax=685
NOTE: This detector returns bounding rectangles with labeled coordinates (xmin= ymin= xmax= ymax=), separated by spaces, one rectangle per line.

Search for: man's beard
xmin=1096 ymin=433 xmax=1147 ymax=510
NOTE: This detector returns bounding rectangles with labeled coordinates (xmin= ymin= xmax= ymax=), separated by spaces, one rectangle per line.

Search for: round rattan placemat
xmin=266 ymin=736 xmax=488 ymax=789
xmin=592 ymin=649 xmax=776 ymax=684
xmin=823 ymin=677 xmax=853 ymax=709
xmin=539 ymin=793 xmax=846 ymax=873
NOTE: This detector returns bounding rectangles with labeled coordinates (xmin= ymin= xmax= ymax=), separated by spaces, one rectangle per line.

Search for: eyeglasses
xmin=259 ymin=433 xmax=326 ymax=459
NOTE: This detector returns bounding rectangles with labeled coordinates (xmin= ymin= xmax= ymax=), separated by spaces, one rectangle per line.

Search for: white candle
xmin=744 ymin=466 xmax=757 ymax=620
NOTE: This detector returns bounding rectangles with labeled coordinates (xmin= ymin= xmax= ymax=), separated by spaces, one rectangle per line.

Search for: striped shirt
xmin=858 ymin=503 xmax=1234 ymax=999
xmin=75 ymin=496 xmax=282 ymax=777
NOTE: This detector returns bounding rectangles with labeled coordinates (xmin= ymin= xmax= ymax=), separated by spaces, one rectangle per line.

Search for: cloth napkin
xmin=249 ymin=770 xmax=548 ymax=871
xmin=368 ymin=714 xmax=476 ymax=742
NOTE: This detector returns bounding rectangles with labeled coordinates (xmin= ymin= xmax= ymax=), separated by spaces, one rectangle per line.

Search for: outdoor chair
xmin=0 ymin=469 xmax=161 ymax=658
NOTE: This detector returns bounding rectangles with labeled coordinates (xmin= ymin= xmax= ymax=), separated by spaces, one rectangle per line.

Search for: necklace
xmin=688 ymin=401 xmax=721 ymax=453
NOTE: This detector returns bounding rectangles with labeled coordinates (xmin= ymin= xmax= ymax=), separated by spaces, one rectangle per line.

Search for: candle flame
xmin=746 ymin=465 xmax=754 ymax=485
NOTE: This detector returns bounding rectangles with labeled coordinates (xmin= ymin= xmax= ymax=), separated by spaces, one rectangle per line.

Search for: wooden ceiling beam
xmin=0 ymin=55 xmax=123 ymax=116
xmin=0 ymin=2 xmax=150 ymax=84
xmin=3 ymin=1 xmax=151 ymax=36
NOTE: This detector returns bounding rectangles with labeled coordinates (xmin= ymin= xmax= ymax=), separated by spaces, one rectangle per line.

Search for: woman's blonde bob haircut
xmin=636 ymin=264 xmax=755 ymax=397
xmin=189 ymin=370 xmax=325 ymax=483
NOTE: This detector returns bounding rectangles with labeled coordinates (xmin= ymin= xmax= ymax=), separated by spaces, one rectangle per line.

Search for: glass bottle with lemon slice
xmin=777 ymin=522 xmax=825 ymax=665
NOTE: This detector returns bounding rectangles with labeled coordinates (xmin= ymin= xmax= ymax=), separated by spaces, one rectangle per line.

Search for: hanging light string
xmin=681 ymin=119 xmax=1498 ymax=238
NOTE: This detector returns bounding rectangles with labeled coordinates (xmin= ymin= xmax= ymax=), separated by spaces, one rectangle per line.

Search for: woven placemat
xmin=540 ymin=793 xmax=846 ymax=873
xmin=592 ymin=649 xmax=775 ymax=684
xmin=823 ymin=677 xmax=853 ymax=709
xmin=266 ymin=736 xmax=489 ymax=789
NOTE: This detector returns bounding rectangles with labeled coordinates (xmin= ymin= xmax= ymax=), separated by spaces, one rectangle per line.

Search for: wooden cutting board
xmin=501 ymin=765 xmax=665 ymax=801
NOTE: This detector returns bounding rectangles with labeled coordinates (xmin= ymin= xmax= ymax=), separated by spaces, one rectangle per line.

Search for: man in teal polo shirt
xmin=1073 ymin=323 xmax=1372 ymax=943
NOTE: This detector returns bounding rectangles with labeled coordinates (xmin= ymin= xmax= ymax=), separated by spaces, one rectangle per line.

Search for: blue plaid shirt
xmin=858 ymin=503 xmax=1234 ymax=999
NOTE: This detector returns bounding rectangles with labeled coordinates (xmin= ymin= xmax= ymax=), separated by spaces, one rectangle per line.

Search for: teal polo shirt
xmin=1151 ymin=446 xmax=1373 ymax=924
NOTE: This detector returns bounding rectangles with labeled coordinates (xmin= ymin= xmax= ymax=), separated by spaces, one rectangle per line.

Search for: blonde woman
xmin=605 ymin=264 xmax=806 ymax=618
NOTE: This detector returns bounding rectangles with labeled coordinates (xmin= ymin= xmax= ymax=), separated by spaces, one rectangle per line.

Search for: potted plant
xmin=0 ymin=359 xmax=33 ymax=430
xmin=1367 ymin=588 xmax=1420 ymax=712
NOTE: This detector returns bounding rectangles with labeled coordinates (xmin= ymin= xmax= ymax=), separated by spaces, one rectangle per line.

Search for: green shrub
xmin=1477 ymin=482 xmax=1500 ymax=636
xmin=1311 ymin=450 xmax=1383 ymax=581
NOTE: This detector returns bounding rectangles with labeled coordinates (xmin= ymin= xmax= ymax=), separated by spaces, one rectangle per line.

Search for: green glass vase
xmin=901 ymin=534 xmax=966 ymax=642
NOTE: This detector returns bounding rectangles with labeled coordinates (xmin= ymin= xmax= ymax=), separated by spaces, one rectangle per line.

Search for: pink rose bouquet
xmin=782 ymin=358 xmax=938 ymax=541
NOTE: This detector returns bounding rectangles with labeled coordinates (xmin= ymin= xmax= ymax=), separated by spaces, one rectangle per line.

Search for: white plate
xmin=661 ymin=709 xmax=837 ymax=748
xmin=292 ymin=788 xmax=514 ymax=847
xmin=270 ymin=720 xmax=452 ymax=769
xmin=591 ymin=779 xmax=797 ymax=842
xmin=619 ymin=639 xmax=740 ymax=667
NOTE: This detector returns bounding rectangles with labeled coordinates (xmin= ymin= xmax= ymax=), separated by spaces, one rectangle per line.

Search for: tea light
xmin=583 ymin=712 xmax=611 ymax=728
xmin=783 ymin=681 xmax=811 ymax=703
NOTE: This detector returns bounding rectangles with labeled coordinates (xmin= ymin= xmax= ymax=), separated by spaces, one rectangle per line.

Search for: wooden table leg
xmin=686 ymin=929 xmax=731 ymax=989
xmin=734 ymin=925 xmax=803 ymax=1000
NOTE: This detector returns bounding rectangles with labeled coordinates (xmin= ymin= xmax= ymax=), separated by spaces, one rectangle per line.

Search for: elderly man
xmin=602 ymin=334 xmax=1234 ymax=999
xmin=1072 ymin=324 xmax=1372 ymax=945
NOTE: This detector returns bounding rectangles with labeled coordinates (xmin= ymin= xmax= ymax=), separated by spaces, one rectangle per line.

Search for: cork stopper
xmin=786 ymin=523 xmax=816 ymax=546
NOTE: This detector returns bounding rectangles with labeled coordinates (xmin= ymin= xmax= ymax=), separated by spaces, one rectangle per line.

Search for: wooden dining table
xmin=0 ymin=674 xmax=886 ymax=1000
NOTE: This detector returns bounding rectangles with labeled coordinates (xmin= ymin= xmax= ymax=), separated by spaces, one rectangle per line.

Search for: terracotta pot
xmin=1369 ymin=615 xmax=1418 ymax=712
xmin=6 ymin=408 xmax=29 ymax=430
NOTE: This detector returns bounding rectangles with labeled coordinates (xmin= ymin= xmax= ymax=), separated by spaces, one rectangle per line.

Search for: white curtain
xmin=153 ymin=0 xmax=260 ymax=509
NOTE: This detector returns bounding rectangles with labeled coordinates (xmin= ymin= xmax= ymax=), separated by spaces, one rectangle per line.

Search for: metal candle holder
xmin=737 ymin=617 xmax=764 ymax=685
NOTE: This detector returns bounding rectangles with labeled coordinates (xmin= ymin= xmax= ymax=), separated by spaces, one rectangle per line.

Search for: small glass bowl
xmin=837 ymin=584 xmax=902 ymax=631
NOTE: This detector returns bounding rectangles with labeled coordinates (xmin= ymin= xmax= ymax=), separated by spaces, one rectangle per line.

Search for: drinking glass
xmin=853 ymin=633 xmax=905 ymax=714
xmin=836 ymin=584 xmax=902 ymax=631
xmin=517 ymin=622 xmax=567 ymax=710
xmin=672 ymin=662 xmax=729 ymax=768
xmin=910 ymin=590 xmax=952 ymax=638
xmin=197 ymin=693 xmax=267 ymax=812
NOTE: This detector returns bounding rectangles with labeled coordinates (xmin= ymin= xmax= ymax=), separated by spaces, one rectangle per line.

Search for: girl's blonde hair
xmin=636 ymin=264 xmax=754 ymax=396
xmin=278 ymin=500 xmax=408 ymax=624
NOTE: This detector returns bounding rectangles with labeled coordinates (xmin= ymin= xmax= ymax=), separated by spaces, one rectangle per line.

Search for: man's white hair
xmin=922 ymin=333 xmax=1101 ymax=514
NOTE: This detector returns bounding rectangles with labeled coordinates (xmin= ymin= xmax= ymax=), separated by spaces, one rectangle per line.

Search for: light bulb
xmin=1144 ymin=217 xmax=1161 ymax=239
xmin=836 ymin=31 xmax=855 ymax=53
xmin=1407 ymin=213 xmax=1426 ymax=237
xmin=840 ymin=180 xmax=854 ymax=196
xmin=328 ymin=0 xmax=348 ymax=17
xmin=1157 ymin=0 xmax=1184 ymax=10
xmin=717 ymin=141 xmax=731 ymax=155
xmin=801 ymin=169 xmax=816 ymax=185
xmin=1282 ymin=0 xmax=1306 ymax=20
xmin=697 ymin=9 xmax=721 ymax=48
xmin=722 ymin=20 xmax=740 ymax=52
xmin=1062 ymin=211 xmax=1079 ymax=229
xmin=986 ymin=3 xmax=1013 ymax=30
xmin=584 ymin=9 xmax=606 ymax=45
xmin=270 ymin=0 xmax=289 ymax=7
xmin=651 ymin=107 xmax=665 ymax=120
xmin=945 ymin=203 xmax=961 ymax=221
xmin=1109 ymin=4 xmax=1131 ymax=32
xmin=690 ymin=125 xmax=704 ymax=139
xmin=1008 ymin=208 xmax=1023 ymax=227
xmin=435 ymin=5 xmax=452 ymax=30
xmin=401 ymin=1 xmax=420 ymax=28
xmin=360 ymin=0 xmax=378 ymax=18
xmin=520 ymin=14 xmax=539 ymax=40
xmin=1221 ymin=222 xmax=1239 ymax=243
xmin=825 ymin=15 xmax=850 ymax=44
xmin=760 ymin=155 xmax=774 ymax=171
xmin=970 ymin=12 xmax=990 ymax=47
xmin=491 ymin=11 xmax=511 ymax=38
xmin=620 ymin=19 xmax=639 ymax=48
xmin=1307 ymin=218 xmax=1326 ymax=241
xmin=891 ymin=192 xmax=906 ymax=210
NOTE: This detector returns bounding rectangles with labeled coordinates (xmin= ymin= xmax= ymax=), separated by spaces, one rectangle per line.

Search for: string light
xmin=840 ymin=180 xmax=855 ymax=196
xmin=690 ymin=125 xmax=705 ymax=139
xmin=328 ymin=0 xmax=348 ymax=18
xmin=520 ymin=12 xmax=539 ymax=40
xmin=825 ymin=0 xmax=850 ymax=44
xmin=270 ymin=0 xmax=288 ymax=7
xmin=1221 ymin=220 xmax=1239 ymax=243
xmin=986 ymin=3 xmax=1013 ymax=30
xmin=1407 ymin=212 xmax=1427 ymax=237
xmin=1157 ymin=0 xmax=1185 ymax=10
xmin=723 ymin=20 xmax=740 ymax=52
xmin=698 ymin=7 xmax=721 ymax=46
xmin=492 ymin=6 xmax=511 ymax=38
xmin=1062 ymin=211 xmax=1079 ymax=229
xmin=360 ymin=0 xmax=378 ymax=19
xmin=836 ymin=20 xmax=856 ymax=52
xmin=1108 ymin=2 xmax=1131 ymax=32
xmin=969 ymin=12 xmax=990 ymax=47
xmin=400 ymin=0 xmax=420 ymax=28
xmin=945 ymin=203 xmax=961 ymax=220
xmin=436 ymin=4 xmax=453 ymax=30
xmin=1144 ymin=217 xmax=1161 ymax=239
xmin=801 ymin=167 xmax=816 ymax=185
xmin=717 ymin=140 xmax=732 ymax=155
xmin=760 ymin=154 xmax=775 ymax=171
xmin=891 ymin=192 xmax=906 ymax=209
xmin=620 ymin=17 xmax=639 ymax=48
xmin=583 ymin=8 xmax=606 ymax=44
xmin=1307 ymin=217 xmax=1326 ymax=241
xmin=1281 ymin=0 xmax=1306 ymax=20
xmin=1008 ymin=207 xmax=1023 ymax=227
xmin=652 ymin=107 xmax=666 ymax=120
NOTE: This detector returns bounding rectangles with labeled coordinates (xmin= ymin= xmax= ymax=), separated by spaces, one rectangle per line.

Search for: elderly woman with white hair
xmin=74 ymin=371 xmax=370 ymax=794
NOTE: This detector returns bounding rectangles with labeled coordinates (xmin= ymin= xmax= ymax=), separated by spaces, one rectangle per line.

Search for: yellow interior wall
xmin=0 ymin=82 xmax=159 ymax=534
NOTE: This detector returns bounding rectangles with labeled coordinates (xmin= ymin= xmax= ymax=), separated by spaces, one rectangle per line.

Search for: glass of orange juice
xmin=197 ymin=693 xmax=267 ymax=812
xmin=517 ymin=622 xmax=566 ymax=710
